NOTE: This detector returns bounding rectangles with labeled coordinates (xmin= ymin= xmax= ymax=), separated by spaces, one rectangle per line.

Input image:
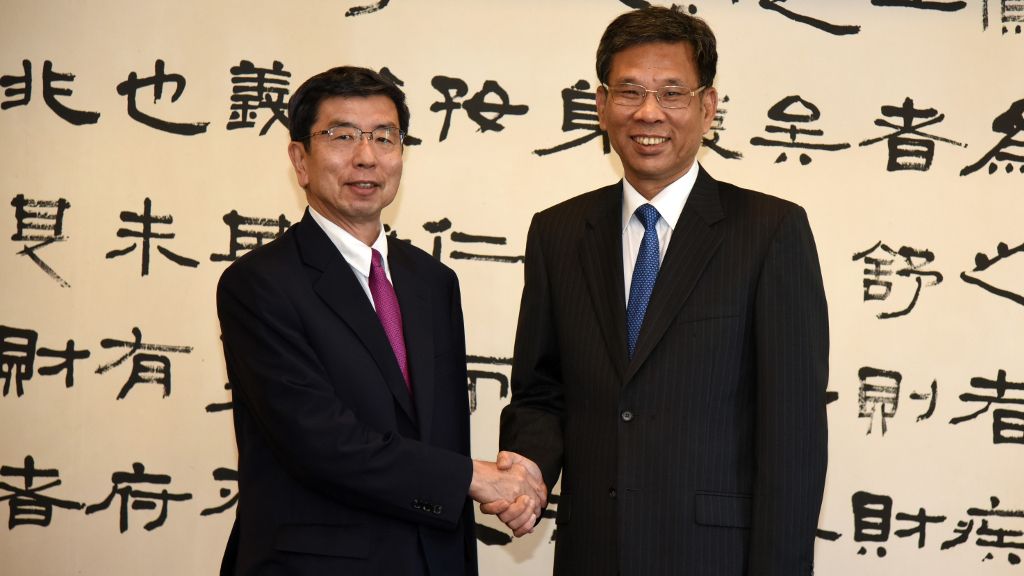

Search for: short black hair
xmin=596 ymin=6 xmax=717 ymax=90
xmin=287 ymin=66 xmax=410 ymax=149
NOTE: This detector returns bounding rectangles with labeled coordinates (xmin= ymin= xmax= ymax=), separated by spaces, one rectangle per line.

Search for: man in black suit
xmin=217 ymin=66 xmax=544 ymax=576
xmin=497 ymin=8 xmax=829 ymax=576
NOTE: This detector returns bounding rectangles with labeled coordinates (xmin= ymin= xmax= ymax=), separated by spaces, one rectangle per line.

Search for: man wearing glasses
xmin=216 ymin=66 xmax=544 ymax=576
xmin=498 ymin=7 xmax=829 ymax=576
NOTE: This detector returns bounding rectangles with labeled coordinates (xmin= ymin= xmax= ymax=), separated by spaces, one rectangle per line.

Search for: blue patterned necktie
xmin=626 ymin=204 xmax=661 ymax=359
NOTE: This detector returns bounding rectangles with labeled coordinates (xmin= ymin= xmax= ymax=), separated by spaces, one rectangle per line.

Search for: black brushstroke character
xmin=85 ymin=462 xmax=193 ymax=532
xmin=750 ymin=95 xmax=850 ymax=165
xmin=116 ymin=59 xmax=209 ymax=135
xmin=10 ymin=194 xmax=71 ymax=287
xmin=105 ymin=197 xmax=200 ymax=276
xmin=0 ymin=456 xmax=84 ymax=528
xmin=226 ymin=60 xmax=291 ymax=135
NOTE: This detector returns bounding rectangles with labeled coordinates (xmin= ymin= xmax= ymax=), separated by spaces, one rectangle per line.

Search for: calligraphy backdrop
xmin=2 ymin=1 xmax=1023 ymax=574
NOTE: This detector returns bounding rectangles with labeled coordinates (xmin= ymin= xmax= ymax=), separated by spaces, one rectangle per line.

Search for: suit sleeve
xmin=217 ymin=261 xmax=473 ymax=529
xmin=750 ymin=206 xmax=829 ymax=576
xmin=499 ymin=214 xmax=565 ymax=491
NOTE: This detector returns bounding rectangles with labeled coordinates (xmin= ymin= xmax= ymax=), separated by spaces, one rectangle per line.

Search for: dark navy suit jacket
xmin=218 ymin=210 xmax=478 ymax=575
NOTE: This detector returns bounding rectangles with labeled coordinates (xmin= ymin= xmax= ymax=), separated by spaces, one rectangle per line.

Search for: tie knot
xmin=635 ymin=204 xmax=660 ymax=231
xmin=371 ymin=248 xmax=384 ymax=270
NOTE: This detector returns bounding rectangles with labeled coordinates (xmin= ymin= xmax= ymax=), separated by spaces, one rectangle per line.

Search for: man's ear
xmin=596 ymin=84 xmax=609 ymax=132
xmin=701 ymin=86 xmax=719 ymax=135
xmin=287 ymin=141 xmax=309 ymax=188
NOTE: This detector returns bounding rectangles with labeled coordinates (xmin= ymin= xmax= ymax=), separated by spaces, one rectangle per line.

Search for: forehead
xmin=313 ymin=94 xmax=399 ymax=128
xmin=608 ymin=41 xmax=699 ymax=85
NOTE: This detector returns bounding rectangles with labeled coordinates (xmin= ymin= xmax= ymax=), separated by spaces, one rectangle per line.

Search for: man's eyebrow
xmin=615 ymin=77 xmax=691 ymax=87
xmin=320 ymin=120 xmax=399 ymax=131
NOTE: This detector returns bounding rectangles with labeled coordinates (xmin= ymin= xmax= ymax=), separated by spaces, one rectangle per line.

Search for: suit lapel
xmin=626 ymin=167 xmax=725 ymax=383
xmin=295 ymin=211 xmax=417 ymax=423
xmin=388 ymin=238 xmax=436 ymax=441
xmin=579 ymin=183 xmax=629 ymax=383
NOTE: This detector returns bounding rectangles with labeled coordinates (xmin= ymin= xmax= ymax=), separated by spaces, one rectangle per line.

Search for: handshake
xmin=469 ymin=451 xmax=547 ymax=537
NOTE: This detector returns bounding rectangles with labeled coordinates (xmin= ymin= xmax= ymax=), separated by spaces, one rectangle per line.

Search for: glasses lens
xmin=321 ymin=126 xmax=402 ymax=151
xmin=612 ymin=84 xmax=646 ymax=106
xmin=324 ymin=126 xmax=359 ymax=143
xmin=657 ymin=87 xmax=691 ymax=109
xmin=608 ymin=84 xmax=698 ymax=109
xmin=371 ymin=127 xmax=399 ymax=147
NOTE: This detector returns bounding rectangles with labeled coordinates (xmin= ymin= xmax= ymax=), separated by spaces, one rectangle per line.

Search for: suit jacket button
xmin=620 ymin=410 xmax=634 ymax=422
xmin=608 ymin=487 xmax=617 ymax=499
xmin=433 ymin=505 xmax=443 ymax=515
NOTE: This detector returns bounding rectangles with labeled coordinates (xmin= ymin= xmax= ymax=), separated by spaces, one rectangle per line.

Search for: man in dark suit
xmin=496 ymin=8 xmax=829 ymax=576
xmin=217 ymin=66 xmax=544 ymax=576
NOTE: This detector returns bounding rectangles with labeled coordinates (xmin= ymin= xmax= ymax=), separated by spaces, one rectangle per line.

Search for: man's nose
xmin=352 ymin=136 xmax=377 ymax=165
xmin=633 ymin=91 xmax=666 ymax=122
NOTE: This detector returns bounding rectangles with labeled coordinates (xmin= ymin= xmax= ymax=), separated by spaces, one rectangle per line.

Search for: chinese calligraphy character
xmin=226 ymin=60 xmax=291 ymax=135
xmin=758 ymin=0 xmax=861 ymax=36
xmin=619 ymin=1 xmax=697 ymax=13
xmin=199 ymin=468 xmax=238 ymax=516
xmin=858 ymin=367 xmax=901 ymax=435
xmin=0 ymin=326 xmax=37 ymax=397
xmin=950 ymin=369 xmax=1024 ymax=445
xmin=0 ymin=60 xmax=31 ymax=109
xmin=465 ymin=355 xmax=512 ymax=414
xmin=984 ymin=0 xmax=1024 ymax=33
xmin=703 ymin=94 xmax=742 ymax=160
xmin=0 ymin=326 xmax=90 ymax=396
xmin=376 ymin=68 xmax=422 ymax=146
xmin=85 ymin=462 xmax=193 ymax=532
xmin=41 ymin=60 xmax=101 ymax=125
xmin=0 ymin=456 xmax=84 ymax=528
xmin=960 ymin=99 xmax=1024 ymax=176
xmin=910 ymin=379 xmax=938 ymax=422
xmin=11 ymin=194 xmax=71 ymax=287
xmin=872 ymin=0 xmax=965 ymax=11
xmin=534 ymin=80 xmax=610 ymax=157
xmin=105 ymin=197 xmax=200 ymax=276
xmin=1 ymin=60 xmax=100 ymax=124
xmin=944 ymin=497 xmax=1024 ymax=564
xmin=95 ymin=327 xmax=193 ymax=399
xmin=346 ymin=0 xmax=390 ymax=17
xmin=210 ymin=210 xmax=290 ymax=262
xmin=853 ymin=491 xmax=893 ymax=556
xmin=205 ymin=382 xmax=233 ymax=413
xmin=430 ymin=76 xmax=529 ymax=141
xmin=422 ymin=218 xmax=524 ymax=264
xmin=895 ymin=507 xmax=948 ymax=548
xmin=750 ymin=95 xmax=850 ymax=164
xmin=961 ymin=240 xmax=1024 ymax=307
xmin=116 ymin=59 xmax=209 ymax=135
xmin=852 ymin=242 xmax=943 ymax=319
xmin=858 ymin=97 xmax=966 ymax=172
xmin=37 ymin=339 xmax=90 ymax=389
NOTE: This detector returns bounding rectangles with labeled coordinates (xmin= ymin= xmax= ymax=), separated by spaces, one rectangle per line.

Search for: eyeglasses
xmin=603 ymin=83 xmax=706 ymax=110
xmin=301 ymin=125 xmax=405 ymax=152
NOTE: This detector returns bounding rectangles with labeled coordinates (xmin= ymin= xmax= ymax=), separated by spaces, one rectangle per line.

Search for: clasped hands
xmin=469 ymin=451 xmax=546 ymax=537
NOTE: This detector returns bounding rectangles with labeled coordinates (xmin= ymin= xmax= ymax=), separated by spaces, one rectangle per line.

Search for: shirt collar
xmin=621 ymin=160 xmax=700 ymax=233
xmin=306 ymin=206 xmax=389 ymax=278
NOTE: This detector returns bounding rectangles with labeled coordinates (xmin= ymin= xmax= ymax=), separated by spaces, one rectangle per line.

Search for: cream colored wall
xmin=2 ymin=1 xmax=1022 ymax=574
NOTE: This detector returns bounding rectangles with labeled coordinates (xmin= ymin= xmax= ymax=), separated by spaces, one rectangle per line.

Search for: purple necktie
xmin=369 ymin=249 xmax=411 ymax=393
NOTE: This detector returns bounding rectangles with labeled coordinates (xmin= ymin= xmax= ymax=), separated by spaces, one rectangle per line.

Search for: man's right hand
xmin=469 ymin=454 xmax=547 ymax=537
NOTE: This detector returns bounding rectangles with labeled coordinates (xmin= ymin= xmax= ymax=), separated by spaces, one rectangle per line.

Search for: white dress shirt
xmin=621 ymin=160 xmax=700 ymax=303
xmin=307 ymin=206 xmax=392 ymax=311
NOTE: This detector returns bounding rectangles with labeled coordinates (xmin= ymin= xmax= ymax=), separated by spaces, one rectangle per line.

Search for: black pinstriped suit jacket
xmin=500 ymin=167 xmax=828 ymax=576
